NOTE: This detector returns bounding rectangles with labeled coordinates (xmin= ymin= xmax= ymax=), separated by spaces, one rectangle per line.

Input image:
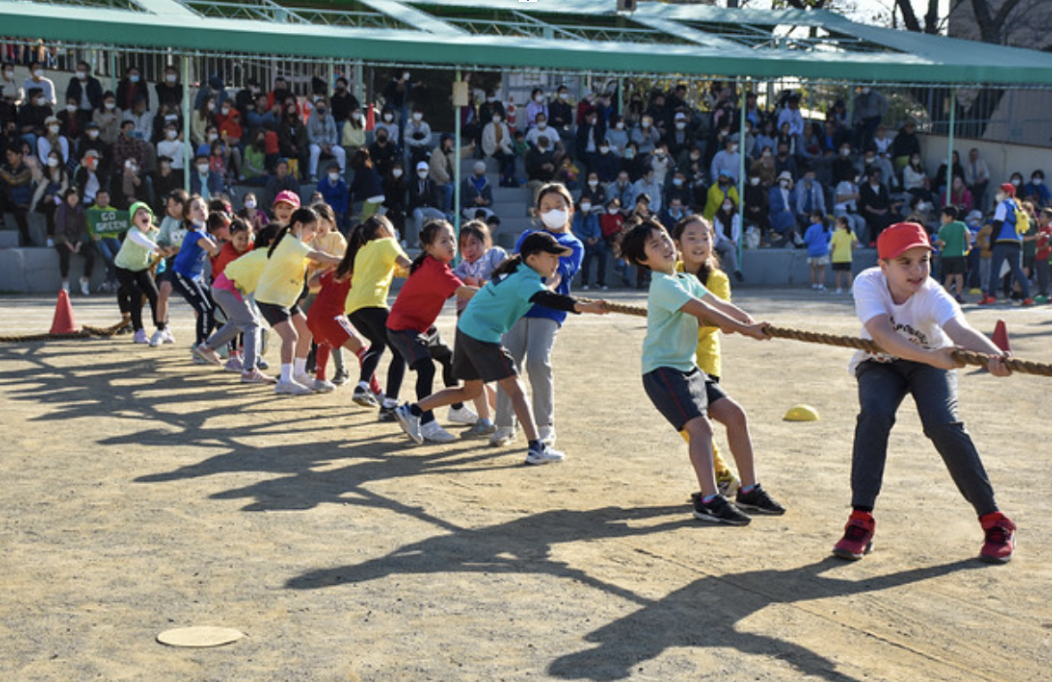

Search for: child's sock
xmin=528 ymin=439 xmax=544 ymax=450
xmin=293 ymin=357 xmax=307 ymax=376
xmin=409 ymin=404 xmax=424 ymax=417
xmin=478 ymin=418 xmax=493 ymax=428
xmin=280 ymin=363 xmax=292 ymax=382
xmin=701 ymin=493 xmax=718 ymax=504
xmin=739 ymin=484 xmax=756 ymax=495
xmin=382 ymin=397 xmax=398 ymax=409
xmin=451 ymin=402 xmax=465 ymax=410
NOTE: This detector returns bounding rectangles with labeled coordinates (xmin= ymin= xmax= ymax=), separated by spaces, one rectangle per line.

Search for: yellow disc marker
xmin=784 ymin=404 xmax=820 ymax=422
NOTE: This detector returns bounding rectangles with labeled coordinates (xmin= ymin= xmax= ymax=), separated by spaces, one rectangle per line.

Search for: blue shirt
xmin=803 ymin=222 xmax=831 ymax=258
xmin=172 ymin=226 xmax=209 ymax=280
xmin=514 ymin=229 xmax=583 ymax=326
xmin=457 ymin=263 xmax=548 ymax=344
xmin=641 ymin=270 xmax=710 ymax=374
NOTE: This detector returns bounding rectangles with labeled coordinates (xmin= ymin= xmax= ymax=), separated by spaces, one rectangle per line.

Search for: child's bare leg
xmin=818 ymin=265 xmax=826 ymax=286
xmin=418 ymin=380 xmax=484 ymax=413
xmin=683 ymin=416 xmax=718 ymax=497
xmin=497 ymin=375 xmax=539 ymax=442
xmin=157 ymin=280 xmax=172 ymax=325
xmin=707 ymin=397 xmax=757 ymax=488
xmin=292 ymin=314 xmax=312 ymax=360
xmin=341 ymin=334 xmax=364 ymax=355
xmin=274 ymin=320 xmax=297 ymax=364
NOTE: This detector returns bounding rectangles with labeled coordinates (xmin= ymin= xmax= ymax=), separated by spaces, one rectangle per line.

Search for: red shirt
xmin=309 ymin=270 xmax=352 ymax=320
xmin=1037 ymin=225 xmax=1052 ymax=260
xmin=386 ymin=256 xmax=463 ymax=333
xmin=212 ymin=241 xmax=253 ymax=280
xmin=600 ymin=212 xmax=624 ymax=239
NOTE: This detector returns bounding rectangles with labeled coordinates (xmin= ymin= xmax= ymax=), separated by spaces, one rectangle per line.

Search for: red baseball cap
xmin=877 ymin=222 xmax=933 ymax=260
xmin=273 ymin=190 xmax=301 ymax=209
xmin=999 ymin=182 xmax=1016 ymax=197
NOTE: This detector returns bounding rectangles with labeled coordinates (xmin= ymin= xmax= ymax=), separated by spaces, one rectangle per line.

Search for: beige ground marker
xmin=157 ymin=626 xmax=245 ymax=648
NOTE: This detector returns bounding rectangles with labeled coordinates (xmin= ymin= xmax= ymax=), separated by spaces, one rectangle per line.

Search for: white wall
xmin=922 ymin=134 xmax=1052 ymax=191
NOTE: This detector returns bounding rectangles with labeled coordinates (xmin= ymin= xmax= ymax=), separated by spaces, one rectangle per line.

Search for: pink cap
xmin=273 ymin=190 xmax=301 ymax=209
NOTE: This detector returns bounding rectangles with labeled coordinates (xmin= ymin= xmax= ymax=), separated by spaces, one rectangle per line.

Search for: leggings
xmin=349 ymin=306 xmax=405 ymax=400
xmin=171 ymin=271 xmax=216 ymax=345
xmin=408 ymin=331 xmax=459 ymax=423
xmin=114 ymin=266 xmax=159 ymax=331
xmin=56 ymin=241 xmax=95 ymax=279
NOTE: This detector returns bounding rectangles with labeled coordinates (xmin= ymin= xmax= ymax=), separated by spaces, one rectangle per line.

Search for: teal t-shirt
xmin=937 ymin=220 xmax=969 ymax=259
xmin=641 ymin=270 xmax=710 ymax=374
xmin=457 ymin=263 xmax=547 ymax=344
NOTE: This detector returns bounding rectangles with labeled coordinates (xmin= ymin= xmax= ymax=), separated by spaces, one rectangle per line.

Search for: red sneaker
xmin=1021 ymin=298 xmax=1035 ymax=307
xmin=833 ymin=510 xmax=875 ymax=560
xmin=978 ymin=296 xmax=998 ymax=306
xmin=979 ymin=512 xmax=1016 ymax=564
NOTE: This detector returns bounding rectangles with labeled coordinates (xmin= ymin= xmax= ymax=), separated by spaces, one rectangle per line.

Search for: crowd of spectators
xmin=3 ymin=58 xmax=1050 ymax=289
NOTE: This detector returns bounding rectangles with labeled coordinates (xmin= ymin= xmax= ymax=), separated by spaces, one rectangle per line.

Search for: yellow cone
xmin=784 ymin=404 xmax=820 ymax=422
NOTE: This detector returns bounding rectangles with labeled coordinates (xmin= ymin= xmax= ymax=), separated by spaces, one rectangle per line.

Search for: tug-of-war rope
xmin=0 ymin=320 xmax=131 ymax=343
xmin=586 ymin=299 xmax=1052 ymax=378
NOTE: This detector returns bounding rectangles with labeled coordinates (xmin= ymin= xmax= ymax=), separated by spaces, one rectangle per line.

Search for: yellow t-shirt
xmin=830 ymin=229 xmax=858 ymax=264
xmin=676 ymin=262 xmax=730 ymax=379
xmin=222 ymin=249 xmax=269 ymax=295
xmin=311 ymin=231 xmax=347 ymax=257
xmin=254 ymin=236 xmax=311 ymax=307
xmin=345 ymin=237 xmax=408 ymax=314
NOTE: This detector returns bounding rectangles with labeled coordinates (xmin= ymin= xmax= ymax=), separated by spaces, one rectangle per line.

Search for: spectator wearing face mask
xmin=743 ymin=170 xmax=772 ymax=244
xmin=1021 ymin=170 xmax=1051 ymax=209
xmin=116 ymin=67 xmax=150 ymax=113
xmin=703 ymin=169 xmax=737 ymax=222
xmin=461 ymin=160 xmax=494 ymax=220
xmin=630 ymin=115 xmax=661 ymax=155
xmin=23 ymin=61 xmax=56 ymax=106
xmin=157 ymin=121 xmax=187 ymax=173
xmin=632 ymin=167 xmax=663 ymax=215
xmin=408 ymin=160 xmax=445 ymax=248
xmin=36 ymin=115 xmax=69 ymax=165
xmin=768 ymin=171 xmax=798 ymax=246
xmin=794 ymin=167 xmax=826 ymax=230
xmin=155 ymin=66 xmax=182 ymax=110
xmin=525 ymin=112 xmax=560 ymax=151
xmin=66 ymin=61 xmax=103 ymax=128
xmin=525 ymin=87 xmax=549 ymax=131
xmin=18 ymin=87 xmax=53 ymax=148
xmin=482 ymin=112 xmax=517 ymax=187
xmin=605 ymin=115 xmax=629 ymax=157
xmin=710 ymin=134 xmax=742 ymax=184
xmin=307 ymin=100 xmax=345 ymax=182
xmin=330 ymin=77 xmax=360 ymax=139
xmin=375 ymin=107 xmax=401 ymax=149
xmin=403 ymin=109 xmax=432 ymax=168
xmin=851 ymin=85 xmax=887 ymax=154
xmin=579 ymin=171 xmax=607 ymax=208
xmin=428 ymin=133 xmax=456 ymax=212
xmin=318 ymin=161 xmax=350 ymax=230
xmin=369 ymin=125 xmax=399 ymax=179
xmin=572 ymin=198 xmax=605 ymax=290
xmin=713 ymin=196 xmax=743 ymax=281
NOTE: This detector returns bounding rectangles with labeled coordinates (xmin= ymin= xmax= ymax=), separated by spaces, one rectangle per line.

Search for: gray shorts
xmin=642 ymin=367 xmax=727 ymax=432
xmin=452 ymin=328 xmax=518 ymax=383
xmin=386 ymin=327 xmax=433 ymax=367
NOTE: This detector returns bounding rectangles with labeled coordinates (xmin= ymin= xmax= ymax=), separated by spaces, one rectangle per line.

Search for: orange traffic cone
xmin=366 ymin=104 xmax=375 ymax=131
xmin=50 ymin=289 xmax=79 ymax=335
xmin=993 ymin=319 xmax=1010 ymax=352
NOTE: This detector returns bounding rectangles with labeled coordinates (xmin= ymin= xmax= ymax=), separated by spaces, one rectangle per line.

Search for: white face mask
xmin=641 ymin=120 xmax=651 ymax=129
xmin=392 ymin=168 xmax=403 ymax=178
xmin=197 ymin=164 xmax=209 ymax=174
xmin=166 ymin=74 xmax=177 ymax=83
xmin=76 ymin=70 xmax=87 ymax=80
xmin=676 ymin=122 xmax=686 ymax=130
xmin=608 ymin=207 xmax=619 ymax=215
xmin=206 ymin=101 xmax=216 ymax=112
xmin=412 ymin=112 xmax=423 ymax=121
xmin=841 ymin=148 xmax=851 ymax=156
xmin=402 ymin=72 xmax=410 ymax=81
xmin=615 ymin=122 xmax=624 ymax=130
xmin=537 ymin=121 xmax=547 ymax=130
xmin=580 ymin=203 xmax=591 ymax=213
xmin=722 ymin=203 xmax=733 ymax=212
xmin=384 ymin=114 xmax=394 ymax=122
xmin=3 ymin=71 xmax=12 ymax=79
xmin=1034 ymin=178 xmax=1043 ymax=186
xmin=417 ymin=170 xmax=428 ymax=178
xmin=33 ymin=69 xmax=44 ymax=78
xmin=540 ymin=209 xmax=568 ymax=229
xmin=328 ymin=172 xmax=340 ymax=182
xmin=129 ymin=75 xmax=140 ymax=83
xmin=673 ymin=178 xmax=683 ymax=187
xmin=104 ymin=102 xmax=116 ymax=110
xmin=492 ymin=116 xmax=501 ymax=124
xmin=534 ymin=95 xmax=544 ymax=103
xmin=167 ymin=129 xmax=177 ymax=140
xmin=88 ymin=130 xmax=99 ymax=139
xmin=750 ymin=177 xmax=760 ymax=186
xmin=558 ymin=92 xmax=569 ymax=100
xmin=47 ymin=157 xmax=59 ymax=168
xmin=730 ymin=144 xmax=739 ymax=153
xmin=244 ymin=199 xmax=257 ymax=209
xmin=587 ymin=179 xmax=598 ymax=187
xmin=221 ymin=107 xmax=230 ymax=115
xmin=208 ymin=134 xmax=218 ymax=143
xmin=48 ymin=125 xmax=60 ymax=135
xmin=65 ymin=104 xmax=76 ymax=113
xmin=599 ymin=146 xmax=609 ymax=154
xmin=780 ymin=180 xmax=790 ymax=188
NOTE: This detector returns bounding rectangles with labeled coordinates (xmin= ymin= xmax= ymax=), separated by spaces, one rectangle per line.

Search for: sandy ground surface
xmin=1 ymin=287 xmax=1051 ymax=682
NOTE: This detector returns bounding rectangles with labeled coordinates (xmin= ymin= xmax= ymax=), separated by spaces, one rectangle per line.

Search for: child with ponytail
xmin=170 ymin=194 xmax=222 ymax=353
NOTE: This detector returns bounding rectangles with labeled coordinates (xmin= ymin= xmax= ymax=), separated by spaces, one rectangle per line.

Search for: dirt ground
xmin=1 ymin=288 xmax=1051 ymax=682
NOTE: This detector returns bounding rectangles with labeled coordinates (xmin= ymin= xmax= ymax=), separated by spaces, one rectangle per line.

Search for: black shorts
xmin=642 ymin=367 xmax=727 ymax=432
xmin=386 ymin=327 xmax=434 ymax=367
xmin=941 ymin=256 xmax=966 ymax=275
xmin=451 ymin=328 xmax=517 ymax=383
xmin=160 ymin=256 xmax=179 ymax=283
xmin=257 ymin=301 xmax=303 ymax=326
xmin=831 ymin=261 xmax=852 ymax=272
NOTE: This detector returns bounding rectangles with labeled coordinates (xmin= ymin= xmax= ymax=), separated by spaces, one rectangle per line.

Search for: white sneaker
xmin=816 ymin=284 xmax=826 ymax=292
xmin=835 ymin=287 xmax=843 ymax=295
xmin=162 ymin=328 xmax=176 ymax=344
xmin=192 ymin=342 xmax=223 ymax=366
xmin=149 ymin=329 xmax=165 ymax=347
xmin=293 ymin=371 xmax=320 ymax=392
xmin=133 ymin=329 xmax=149 ymax=344
xmin=274 ymin=379 xmax=312 ymax=395
xmin=525 ymin=442 xmax=566 ymax=465
xmin=582 ymin=284 xmax=590 ymax=291
xmin=312 ymin=378 xmax=336 ymax=393
xmin=538 ymin=425 xmax=556 ymax=447
xmin=421 ymin=420 xmax=458 ymax=443
xmin=489 ymin=426 xmax=517 ymax=447
xmin=447 ymin=405 xmax=478 ymax=425
xmin=61 ymin=281 xmax=70 ymax=293
xmin=79 ymin=279 xmax=91 ymax=296
xmin=393 ymin=404 xmax=423 ymax=444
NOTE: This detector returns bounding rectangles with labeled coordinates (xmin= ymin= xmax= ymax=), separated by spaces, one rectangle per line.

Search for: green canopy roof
xmin=4 ymin=0 xmax=1052 ymax=86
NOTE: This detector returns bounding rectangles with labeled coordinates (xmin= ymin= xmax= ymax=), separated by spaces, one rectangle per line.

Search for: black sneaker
xmin=736 ymin=484 xmax=786 ymax=515
xmin=332 ymin=368 xmax=350 ymax=386
xmin=691 ymin=493 xmax=751 ymax=526
xmin=377 ymin=405 xmax=397 ymax=422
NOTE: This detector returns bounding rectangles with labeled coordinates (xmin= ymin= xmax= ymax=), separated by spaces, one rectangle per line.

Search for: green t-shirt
xmin=457 ymin=263 xmax=547 ymax=344
xmin=641 ymin=270 xmax=710 ymax=374
xmin=937 ymin=221 xmax=970 ymax=259
xmin=87 ymin=206 xmax=130 ymax=239
xmin=1022 ymin=220 xmax=1039 ymax=258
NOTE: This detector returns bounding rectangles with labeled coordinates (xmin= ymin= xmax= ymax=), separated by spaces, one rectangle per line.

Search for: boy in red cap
xmin=272 ymin=190 xmax=300 ymax=226
xmin=980 ymin=182 xmax=1034 ymax=306
xmin=834 ymin=221 xmax=1017 ymax=563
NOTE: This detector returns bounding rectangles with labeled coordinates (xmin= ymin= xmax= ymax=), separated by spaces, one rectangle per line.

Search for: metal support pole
xmin=109 ymin=50 xmax=118 ymax=92
xmin=737 ymin=78 xmax=747 ymax=269
xmin=182 ymin=54 xmax=192 ymax=193
xmin=354 ymin=60 xmax=363 ymax=105
xmin=454 ymin=68 xmax=462 ymax=241
xmin=946 ymin=88 xmax=956 ymax=201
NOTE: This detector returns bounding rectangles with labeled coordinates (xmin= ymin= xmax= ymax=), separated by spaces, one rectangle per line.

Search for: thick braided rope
xmin=584 ymin=298 xmax=1052 ymax=378
xmin=0 ymin=319 xmax=131 ymax=343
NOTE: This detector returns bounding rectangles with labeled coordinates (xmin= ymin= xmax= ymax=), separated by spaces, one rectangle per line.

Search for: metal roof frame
xmin=3 ymin=0 xmax=1052 ymax=86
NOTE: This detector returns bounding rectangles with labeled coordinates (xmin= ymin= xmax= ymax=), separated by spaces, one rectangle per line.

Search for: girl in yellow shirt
xmin=673 ymin=215 xmax=741 ymax=495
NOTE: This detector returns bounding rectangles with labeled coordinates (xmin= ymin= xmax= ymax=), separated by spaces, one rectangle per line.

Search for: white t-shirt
xmin=848 ymin=267 xmax=960 ymax=374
